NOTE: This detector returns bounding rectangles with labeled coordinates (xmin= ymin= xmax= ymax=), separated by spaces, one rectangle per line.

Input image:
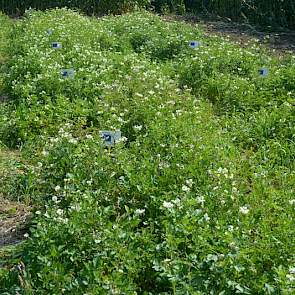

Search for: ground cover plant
xmin=0 ymin=8 xmax=294 ymax=294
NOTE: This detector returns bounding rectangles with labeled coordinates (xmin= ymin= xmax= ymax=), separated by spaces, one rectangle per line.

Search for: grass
xmin=0 ymin=8 xmax=294 ymax=294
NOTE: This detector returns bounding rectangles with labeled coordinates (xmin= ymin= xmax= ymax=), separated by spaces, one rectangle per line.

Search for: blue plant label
xmin=100 ymin=130 xmax=121 ymax=146
xmin=61 ymin=68 xmax=75 ymax=79
xmin=259 ymin=68 xmax=269 ymax=77
xmin=52 ymin=42 xmax=62 ymax=49
xmin=189 ymin=41 xmax=201 ymax=49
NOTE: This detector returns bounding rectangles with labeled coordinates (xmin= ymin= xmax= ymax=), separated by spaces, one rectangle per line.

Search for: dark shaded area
xmin=163 ymin=14 xmax=295 ymax=53
xmin=154 ymin=0 xmax=295 ymax=30
xmin=203 ymin=20 xmax=295 ymax=53
xmin=0 ymin=197 xmax=31 ymax=248
xmin=1 ymin=0 xmax=295 ymax=29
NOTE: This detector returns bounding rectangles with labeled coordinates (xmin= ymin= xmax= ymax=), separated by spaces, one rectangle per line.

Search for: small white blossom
xmin=182 ymin=185 xmax=190 ymax=192
xmin=239 ymin=206 xmax=250 ymax=215
xmin=41 ymin=150 xmax=49 ymax=156
xmin=69 ymin=138 xmax=78 ymax=144
xmin=133 ymin=125 xmax=143 ymax=131
xmin=57 ymin=209 xmax=63 ymax=215
xmin=289 ymin=199 xmax=295 ymax=205
xmin=71 ymin=204 xmax=81 ymax=212
xmin=52 ymin=196 xmax=58 ymax=202
xmin=86 ymin=134 xmax=93 ymax=139
xmin=54 ymin=185 xmax=61 ymax=192
xmin=186 ymin=179 xmax=193 ymax=187
xmin=196 ymin=196 xmax=205 ymax=204
xmin=163 ymin=201 xmax=174 ymax=209
xmin=135 ymin=209 xmax=145 ymax=215
xmin=172 ymin=198 xmax=181 ymax=206
xmin=286 ymin=274 xmax=295 ymax=281
xmin=228 ymin=225 xmax=234 ymax=232
xmin=117 ymin=136 xmax=127 ymax=143
xmin=35 ymin=210 xmax=41 ymax=215
xmin=24 ymin=233 xmax=29 ymax=238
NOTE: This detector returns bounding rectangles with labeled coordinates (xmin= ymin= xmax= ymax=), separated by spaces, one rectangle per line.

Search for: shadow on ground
xmin=164 ymin=15 xmax=295 ymax=53
xmin=0 ymin=197 xmax=30 ymax=247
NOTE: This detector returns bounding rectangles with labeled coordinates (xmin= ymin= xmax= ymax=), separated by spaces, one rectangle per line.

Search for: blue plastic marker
xmin=189 ymin=41 xmax=201 ymax=49
xmin=259 ymin=68 xmax=269 ymax=77
xmin=100 ymin=130 xmax=121 ymax=147
xmin=61 ymin=68 xmax=75 ymax=79
xmin=52 ymin=42 xmax=62 ymax=49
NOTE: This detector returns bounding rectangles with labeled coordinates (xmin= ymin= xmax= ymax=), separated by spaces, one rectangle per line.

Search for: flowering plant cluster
xmin=0 ymin=9 xmax=294 ymax=294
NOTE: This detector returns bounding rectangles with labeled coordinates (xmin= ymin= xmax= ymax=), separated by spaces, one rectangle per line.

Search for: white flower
xmin=86 ymin=134 xmax=93 ymax=139
xmin=117 ymin=136 xmax=127 ymax=143
xmin=194 ymin=209 xmax=202 ymax=215
xmin=133 ymin=125 xmax=143 ymax=131
xmin=206 ymin=254 xmax=218 ymax=262
xmin=204 ymin=213 xmax=210 ymax=221
xmin=289 ymin=199 xmax=295 ymax=205
xmin=172 ymin=198 xmax=181 ymax=206
xmin=71 ymin=204 xmax=81 ymax=212
xmin=54 ymin=185 xmax=61 ymax=192
xmin=186 ymin=179 xmax=193 ymax=187
xmin=163 ymin=201 xmax=174 ymax=209
xmin=135 ymin=209 xmax=145 ymax=215
xmin=286 ymin=274 xmax=295 ymax=282
xmin=217 ymin=167 xmax=223 ymax=174
xmin=228 ymin=225 xmax=234 ymax=232
xmin=41 ymin=150 xmax=49 ymax=156
xmin=289 ymin=267 xmax=295 ymax=274
xmin=52 ymin=196 xmax=58 ymax=202
xmin=182 ymin=185 xmax=190 ymax=192
xmin=69 ymin=138 xmax=78 ymax=144
xmin=35 ymin=210 xmax=41 ymax=215
xmin=24 ymin=233 xmax=29 ymax=238
xmin=196 ymin=196 xmax=205 ymax=204
xmin=50 ymin=137 xmax=59 ymax=143
xmin=239 ymin=206 xmax=249 ymax=215
xmin=57 ymin=209 xmax=63 ymax=215
xmin=232 ymin=187 xmax=238 ymax=193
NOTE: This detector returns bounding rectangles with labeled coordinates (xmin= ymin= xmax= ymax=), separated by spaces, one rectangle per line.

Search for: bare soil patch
xmin=164 ymin=15 xmax=295 ymax=54
xmin=0 ymin=150 xmax=30 ymax=248
xmin=0 ymin=197 xmax=31 ymax=247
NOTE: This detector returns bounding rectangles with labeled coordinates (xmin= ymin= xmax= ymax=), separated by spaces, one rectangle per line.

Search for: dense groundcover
xmin=0 ymin=8 xmax=294 ymax=294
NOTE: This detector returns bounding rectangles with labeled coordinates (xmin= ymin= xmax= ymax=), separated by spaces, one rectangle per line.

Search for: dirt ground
xmin=164 ymin=15 xmax=295 ymax=54
xmin=0 ymin=197 xmax=30 ymax=247
xmin=0 ymin=150 xmax=30 ymax=248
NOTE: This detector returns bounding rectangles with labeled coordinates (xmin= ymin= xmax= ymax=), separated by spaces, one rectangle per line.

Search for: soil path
xmin=164 ymin=15 xmax=295 ymax=54
xmin=0 ymin=150 xmax=31 ymax=248
xmin=0 ymin=197 xmax=30 ymax=247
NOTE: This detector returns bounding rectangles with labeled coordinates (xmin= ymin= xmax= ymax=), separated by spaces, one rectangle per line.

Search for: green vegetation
xmin=0 ymin=8 xmax=294 ymax=294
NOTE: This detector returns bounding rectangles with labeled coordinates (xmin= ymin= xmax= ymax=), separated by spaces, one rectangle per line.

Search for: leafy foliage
xmin=0 ymin=9 xmax=294 ymax=294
